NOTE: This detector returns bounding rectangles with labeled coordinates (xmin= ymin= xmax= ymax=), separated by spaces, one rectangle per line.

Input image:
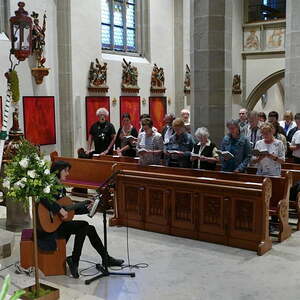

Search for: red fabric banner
xmin=23 ymin=96 xmax=56 ymax=145
xmin=149 ymin=96 xmax=167 ymax=133
xmin=86 ymin=96 xmax=110 ymax=140
xmin=120 ymin=96 xmax=141 ymax=130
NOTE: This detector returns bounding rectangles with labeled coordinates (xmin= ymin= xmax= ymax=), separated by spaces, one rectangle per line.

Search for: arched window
xmin=101 ymin=0 xmax=138 ymax=53
xmin=246 ymin=0 xmax=286 ymax=23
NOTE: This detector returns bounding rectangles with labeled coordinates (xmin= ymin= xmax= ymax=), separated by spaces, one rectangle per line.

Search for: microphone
xmin=88 ymin=194 xmax=101 ymax=218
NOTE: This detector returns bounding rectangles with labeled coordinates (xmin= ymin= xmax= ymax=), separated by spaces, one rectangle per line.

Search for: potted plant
xmin=2 ymin=140 xmax=63 ymax=300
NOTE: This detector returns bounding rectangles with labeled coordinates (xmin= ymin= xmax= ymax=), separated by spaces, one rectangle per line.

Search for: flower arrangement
xmin=2 ymin=140 xmax=63 ymax=207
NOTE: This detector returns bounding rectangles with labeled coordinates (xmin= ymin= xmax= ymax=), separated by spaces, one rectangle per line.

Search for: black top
xmin=37 ymin=188 xmax=89 ymax=251
xmin=287 ymin=127 xmax=299 ymax=143
xmin=192 ymin=142 xmax=217 ymax=170
xmin=115 ymin=126 xmax=138 ymax=157
xmin=89 ymin=121 xmax=116 ymax=154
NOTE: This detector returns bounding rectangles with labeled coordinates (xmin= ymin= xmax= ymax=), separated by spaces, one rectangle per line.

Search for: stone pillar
xmin=0 ymin=0 xmax=8 ymax=34
xmin=174 ymin=0 xmax=185 ymax=116
xmin=190 ymin=0 xmax=232 ymax=145
xmin=285 ymin=0 xmax=300 ymax=113
xmin=57 ymin=0 xmax=74 ymax=156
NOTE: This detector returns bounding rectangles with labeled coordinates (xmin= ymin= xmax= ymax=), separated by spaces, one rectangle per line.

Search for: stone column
xmin=57 ymin=0 xmax=74 ymax=156
xmin=190 ymin=0 xmax=232 ymax=145
xmin=0 ymin=0 xmax=9 ymax=34
xmin=285 ymin=0 xmax=300 ymax=113
xmin=174 ymin=0 xmax=185 ymax=116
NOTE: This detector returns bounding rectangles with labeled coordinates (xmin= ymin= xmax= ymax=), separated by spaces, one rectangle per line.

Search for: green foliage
xmin=0 ymin=275 xmax=25 ymax=300
xmin=2 ymin=139 xmax=63 ymax=208
xmin=23 ymin=287 xmax=52 ymax=299
xmin=7 ymin=70 xmax=20 ymax=103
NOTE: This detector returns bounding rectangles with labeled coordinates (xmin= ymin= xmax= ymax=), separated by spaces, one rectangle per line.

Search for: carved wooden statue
xmin=31 ymin=11 xmax=47 ymax=68
xmin=151 ymin=63 xmax=165 ymax=92
xmin=88 ymin=59 xmax=108 ymax=92
xmin=232 ymin=74 xmax=242 ymax=94
xmin=121 ymin=59 xmax=139 ymax=92
xmin=184 ymin=64 xmax=191 ymax=94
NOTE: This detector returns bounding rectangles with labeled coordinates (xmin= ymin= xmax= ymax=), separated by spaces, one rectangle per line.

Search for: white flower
xmin=43 ymin=185 xmax=51 ymax=194
xmin=27 ymin=170 xmax=36 ymax=178
xmin=44 ymin=169 xmax=50 ymax=175
xmin=39 ymin=159 xmax=46 ymax=167
xmin=3 ymin=180 xmax=10 ymax=189
xmin=14 ymin=180 xmax=25 ymax=189
xmin=19 ymin=158 xmax=29 ymax=168
xmin=21 ymin=177 xmax=27 ymax=183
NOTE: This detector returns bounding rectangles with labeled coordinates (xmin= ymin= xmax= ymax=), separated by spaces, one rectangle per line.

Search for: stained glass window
xmin=101 ymin=0 xmax=137 ymax=52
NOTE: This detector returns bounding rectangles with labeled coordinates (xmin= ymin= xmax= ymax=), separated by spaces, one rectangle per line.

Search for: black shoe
xmin=105 ymin=256 xmax=124 ymax=267
xmin=66 ymin=256 xmax=79 ymax=278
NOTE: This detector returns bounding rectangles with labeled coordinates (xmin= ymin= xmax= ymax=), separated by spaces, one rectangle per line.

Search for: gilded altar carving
xmin=232 ymin=74 xmax=242 ymax=94
xmin=150 ymin=63 xmax=165 ymax=93
xmin=121 ymin=59 xmax=139 ymax=93
xmin=88 ymin=59 xmax=108 ymax=92
xmin=31 ymin=11 xmax=49 ymax=84
xmin=184 ymin=64 xmax=191 ymax=94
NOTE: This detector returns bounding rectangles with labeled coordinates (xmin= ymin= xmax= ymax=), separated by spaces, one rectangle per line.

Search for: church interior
xmin=1 ymin=0 xmax=300 ymax=299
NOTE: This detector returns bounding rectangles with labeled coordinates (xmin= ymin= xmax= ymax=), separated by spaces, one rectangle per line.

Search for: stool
xmin=20 ymin=229 xmax=66 ymax=276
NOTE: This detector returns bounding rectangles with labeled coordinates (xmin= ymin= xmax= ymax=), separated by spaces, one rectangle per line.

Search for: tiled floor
xmin=1 ymin=205 xmax=300 ymax=300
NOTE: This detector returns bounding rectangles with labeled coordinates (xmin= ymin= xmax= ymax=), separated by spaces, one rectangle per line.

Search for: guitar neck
xmin=64 ymin=201 xmax=89 ymax=212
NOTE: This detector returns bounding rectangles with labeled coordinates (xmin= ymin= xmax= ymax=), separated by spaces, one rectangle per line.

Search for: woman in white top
xmin=136 ymin=118 xmax=163 ymax=166
xmin=279 ymin=111 xmax=296 ymax=136
xmin=252 ymin=123 xmax=285 ymax=177
xmin=290 ymin=129 xmax=300 ymax=163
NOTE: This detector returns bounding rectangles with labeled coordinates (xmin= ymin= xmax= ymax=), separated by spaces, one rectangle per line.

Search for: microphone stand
xmin=85 ymin=172 xmax=135 ymax=285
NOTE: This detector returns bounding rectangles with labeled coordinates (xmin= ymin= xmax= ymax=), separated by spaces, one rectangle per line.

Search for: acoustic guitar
xmin=38 ymin=197 xmax=90 ymax=233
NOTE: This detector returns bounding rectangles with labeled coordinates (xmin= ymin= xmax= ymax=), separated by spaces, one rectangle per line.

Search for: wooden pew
xmin=115 ymin=170 xmax=272 ymax=255
xmin=51 ymin=152 xmax=117 ymax=190
xmin=93 ymin=154 xmax=139 ymax=164
xmin=112 ymin=164 xmax=292 ymax=242
xmin=49 ymin=152 xmax=293 ymax=240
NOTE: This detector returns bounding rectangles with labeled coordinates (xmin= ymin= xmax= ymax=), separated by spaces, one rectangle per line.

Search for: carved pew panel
xmin=115 ymin=172 xmax=272 ymax=255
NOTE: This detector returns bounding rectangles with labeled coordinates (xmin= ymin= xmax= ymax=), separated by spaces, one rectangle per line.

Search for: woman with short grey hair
xmin=191 ymin=127 xmax=219 ymax=170
xmin=87 ymin=107 xmax=116 ymax=156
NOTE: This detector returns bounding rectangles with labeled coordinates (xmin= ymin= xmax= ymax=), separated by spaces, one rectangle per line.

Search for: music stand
xmin=85 ymin=194 xmax=135 ymax=285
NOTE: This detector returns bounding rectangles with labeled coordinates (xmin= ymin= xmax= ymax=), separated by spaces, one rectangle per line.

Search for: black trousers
xmin=58 ymin=221 xmax=107 ymax=264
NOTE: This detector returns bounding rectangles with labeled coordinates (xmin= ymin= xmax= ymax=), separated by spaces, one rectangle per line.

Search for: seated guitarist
xmin=38 ymin=160 xmax=124 ymax=278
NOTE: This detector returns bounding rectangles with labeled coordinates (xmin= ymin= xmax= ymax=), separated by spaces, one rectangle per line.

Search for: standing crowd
xmin=84 ymin=107 xmax=300 ymax=178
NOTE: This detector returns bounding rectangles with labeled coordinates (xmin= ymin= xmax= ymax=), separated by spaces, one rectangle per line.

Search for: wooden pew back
xmin=51 ymin=153 xmax=117 ymax=189
xmin=116 ymin=171 xmax=272 ymax=255
xmin=93 ymin=155 xmax=139 ymax=164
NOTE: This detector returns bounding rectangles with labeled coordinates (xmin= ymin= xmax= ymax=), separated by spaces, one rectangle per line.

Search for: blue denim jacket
xmin=220 ymin=134 xmax=251 ymax=172
xmin=165 ymin=132 xmax=194 ymax=168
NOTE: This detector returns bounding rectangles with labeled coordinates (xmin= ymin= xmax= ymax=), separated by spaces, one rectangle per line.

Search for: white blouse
xmin=254 ymin=139 xmax=285 ymax=177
